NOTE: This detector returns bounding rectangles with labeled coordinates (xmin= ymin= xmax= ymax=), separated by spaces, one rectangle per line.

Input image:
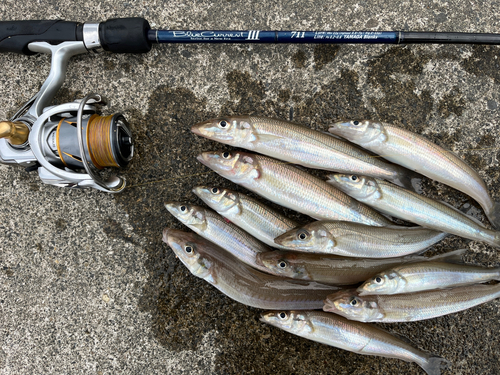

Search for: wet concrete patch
xmin=313 ymin=44 xmax=340 ymax=70
xmin=438 ymin=86 xmax=466 ymax=118
xmin=367 ymin=48 xmax=434 ymax=133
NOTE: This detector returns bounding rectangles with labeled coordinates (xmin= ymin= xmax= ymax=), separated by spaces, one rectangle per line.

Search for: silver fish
xmin=196 ymin=150 xmax=392 ymax=226
xmin=327 ymin=174 xmax=500 ymax=247
xmin=163 ymin=228 xmax=341 ymax=310
xmin=165 ymin=202 xmax=272 ymax=273
xmin=274 ymin=220 xmax=447 ymax=258
xmin=358 ymin=260 xmax=500 ymax=295
xmin=192 ymin=116 xmax=419 ymax=190
xmin=329 ymin=120 xmax=500 ymax=229
xmin=192 ymin=186 xmax=299 ymax=250
xmin=261 ymin=310 xmax=449 ymax=375
xmin=324 ymin=284 xmax=500 ymax=322
xmin=256 ymin=250 xmax=462 ymax=285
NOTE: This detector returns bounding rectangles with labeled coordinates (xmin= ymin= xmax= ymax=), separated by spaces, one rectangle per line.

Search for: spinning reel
xmin=0 ymin=20 xmax=142 ymax=192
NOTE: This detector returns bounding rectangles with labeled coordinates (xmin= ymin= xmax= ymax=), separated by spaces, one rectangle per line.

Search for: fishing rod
xmin=1 ymin=18 xmax=499 ymax=193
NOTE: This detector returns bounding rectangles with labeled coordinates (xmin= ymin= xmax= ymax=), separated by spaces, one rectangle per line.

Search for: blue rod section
xmin=149 ymin=30 xmax=400 ymax=44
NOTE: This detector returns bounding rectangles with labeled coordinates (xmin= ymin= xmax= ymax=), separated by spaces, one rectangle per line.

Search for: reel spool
xmin=45 ymin=113 xmax=133 ymax=170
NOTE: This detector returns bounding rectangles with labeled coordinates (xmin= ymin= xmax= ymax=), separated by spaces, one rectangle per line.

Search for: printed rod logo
xmin=246 ymin=30 xmax=261 ymax=40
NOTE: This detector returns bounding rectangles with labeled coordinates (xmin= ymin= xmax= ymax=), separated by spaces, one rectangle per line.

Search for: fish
xmin=327 ymin=174 xmax=500 ymax=247
xmin=329 ymin=119 xmax=500 ymax=229
xmin=196 ymin=150 xmax=392 ymax=226
xmin=192 ymin=186 xmax=299 ymax=250
xmin=324 ymin=283 xmax=500 ymax=322
xmin=165 ymin=202 xmax=272 ymax=273
xmin=256 ymin=250 xmax=462 ymax=285
xmin=358 ymin=259 xmax=500 ymax=295
xmin=274 ymin=220 xmax=447 ymax=258
xmin=163 ymin=228 xmax=341 ymax=310
xmin=260 ymin=310 xmax=449 ymax=375
xmin=191 ymin=116 xmax=420 ymax=191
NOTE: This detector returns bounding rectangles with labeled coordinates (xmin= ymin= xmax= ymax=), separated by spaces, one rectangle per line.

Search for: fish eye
xmin=297 ymin=230 xmax=309 ymax=240
xmin=218 ymin=120 xmax=229 ymax=128
xmin=351 ymin=175 xmax=358 ymax=181
xmin=375 ymin=277 xmax=382 ymax=283
xmin=278 ymin=312 xmax=288 ymax=320
xmin=353 ymin=120 xmax=360 ymax=126
xmin=211 ymin=187 xmax=220 ymax=194
xmin=184 ymin=245 xmax=193 ymax=253
xmin=278 ymin=260 xmax=288 ymax=269
xmin=222 ymin=151 xmax=231 ymax=159
xmin=180 ymin=205 xmax=187 ymax=212
xmin=350 ymin=297 xmax=358 ymax=306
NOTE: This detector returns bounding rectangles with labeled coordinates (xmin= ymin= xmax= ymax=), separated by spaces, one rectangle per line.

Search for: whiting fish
xmin=275 ymin=220 xmax=447 ymax=258
xmin=324 ymin=283 xmax=500 ymax=322
xmin=163 ymin=228 xmax=340 ymax=310
xmin=327 ymin=174 xmax=500 ymax=247
xmin=192 ymin=116 xmax=420 ymax=190
xmin=261 ymin=310 xmax=449 ymax=375
xmin=165 ymin=202 xmax=272 ymax=273
xmin=329 ymin=120 xmax=500 ymax=229
xmin=257 ymin=250 xmax=462 ymax=285
xmin=197 ymin=150 xmax=392 ymax=226
xmin=358 ymin=258 xmax=500 ymax=295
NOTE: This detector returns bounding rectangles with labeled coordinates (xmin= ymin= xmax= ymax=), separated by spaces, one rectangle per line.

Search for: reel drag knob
xmin=0 ymin=120 xmax=29 ymax=146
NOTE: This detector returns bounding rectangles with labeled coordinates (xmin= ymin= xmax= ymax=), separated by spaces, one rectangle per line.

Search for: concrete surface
xmin=1 ymin=0 xmax=500 ymax=374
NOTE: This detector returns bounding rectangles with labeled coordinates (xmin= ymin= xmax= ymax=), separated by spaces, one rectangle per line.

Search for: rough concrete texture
xmin=1 ymin=1 xmax=500 ymax=374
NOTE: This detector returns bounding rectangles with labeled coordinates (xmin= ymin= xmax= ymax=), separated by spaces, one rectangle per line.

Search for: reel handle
xmin=0 ymin=18 xmax=151 ymax=55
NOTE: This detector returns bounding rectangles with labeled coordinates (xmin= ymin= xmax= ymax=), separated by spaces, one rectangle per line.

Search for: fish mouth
xmin=325 ymin=174 xmax=341 ymax=186
xmin=165 ymin=202 xmax=185 ymax=219
xmin=191 ymin=119 xmax=213 ymax=136
xmin=329 ymin=120 xmax=351 ymax=131
xmin=273 ymin=233 xmax=291 ymax=247
xmin=196 ymin=153 xmax=210 ymax=167
xmin=162 ymin=227 xmax=171 ymax=244
xmin=323 ymin=297 xmax=340 ymax=313
xmin=192 ymin=186 xmax=207 ymax=196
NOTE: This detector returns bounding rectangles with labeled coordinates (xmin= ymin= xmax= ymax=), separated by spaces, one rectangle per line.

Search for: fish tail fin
xmin=420 ymin=356 xmax=451 ymax=375
xmin=390 ymin=167 xmax=422 ymax=193
xmin=486 ymin=201 xmax=500 ymax=230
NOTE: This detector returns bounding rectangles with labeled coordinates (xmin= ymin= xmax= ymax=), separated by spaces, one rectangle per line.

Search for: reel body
xmin=0 ymin=38 xmax=134 ymax=192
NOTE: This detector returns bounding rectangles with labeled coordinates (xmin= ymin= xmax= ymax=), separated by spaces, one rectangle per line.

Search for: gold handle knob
xmin=0 ymin=121 xmax=29 ymax=145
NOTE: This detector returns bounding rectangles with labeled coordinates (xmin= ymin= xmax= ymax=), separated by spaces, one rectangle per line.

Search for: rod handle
xmin=0 ymin=20 xmax=80 ymax=55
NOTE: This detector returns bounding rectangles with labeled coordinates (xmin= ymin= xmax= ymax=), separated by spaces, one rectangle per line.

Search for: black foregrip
xmin=0 ymin=20 xmax=80 ymax=55
xmin=99 ymin=18 xmax=152 ymax=53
